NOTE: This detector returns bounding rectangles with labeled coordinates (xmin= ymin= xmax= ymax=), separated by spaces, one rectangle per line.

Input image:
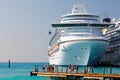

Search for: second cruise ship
xmin=48 ymin=2 xmax=114 ymax=66
xmin=105 ymin=18 xmax=120 ymax=53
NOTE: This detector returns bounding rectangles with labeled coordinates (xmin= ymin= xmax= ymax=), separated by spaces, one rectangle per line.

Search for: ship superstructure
xmin=48 ymin=2 xmax=113 ymax=66
xmin=105 ymin=18 xmax=120 ymax=53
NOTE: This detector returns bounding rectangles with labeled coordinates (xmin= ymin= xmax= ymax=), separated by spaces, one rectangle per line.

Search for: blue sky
xmin=0 ymin=0 xmax=119 ymax=62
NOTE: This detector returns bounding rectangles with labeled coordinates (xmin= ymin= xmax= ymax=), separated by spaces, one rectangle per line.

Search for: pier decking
xmin=31 ymin=72 xmax=120 ymax=80
xmin=30 ymin=65 xmax=120 ymax=80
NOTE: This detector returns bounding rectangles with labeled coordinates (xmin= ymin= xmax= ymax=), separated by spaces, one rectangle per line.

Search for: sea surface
xmin=0 ymin=62 xmax=120 ymax=80
xmin=0 ymin=62 xmax=49 ymax=80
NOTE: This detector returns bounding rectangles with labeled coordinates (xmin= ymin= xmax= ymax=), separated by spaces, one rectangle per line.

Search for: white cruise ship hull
xmin=49 ymin=40 xmax=108 ymax=66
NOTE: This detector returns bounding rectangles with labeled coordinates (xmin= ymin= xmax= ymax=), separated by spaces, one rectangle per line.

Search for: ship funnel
xmin=103 ymin=17 xmax=111 ymax=23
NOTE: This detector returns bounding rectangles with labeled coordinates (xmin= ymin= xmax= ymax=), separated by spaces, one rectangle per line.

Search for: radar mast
xmin=72 ymin=1 xmax=86 ymax=14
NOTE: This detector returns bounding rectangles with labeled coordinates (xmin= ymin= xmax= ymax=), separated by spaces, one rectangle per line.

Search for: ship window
xmin=81 ymin=34 xmax=83 ymax=36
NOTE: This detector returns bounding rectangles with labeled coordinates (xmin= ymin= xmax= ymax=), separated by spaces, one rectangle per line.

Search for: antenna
xmin=72 ymin=0 xmax=86 ymax=14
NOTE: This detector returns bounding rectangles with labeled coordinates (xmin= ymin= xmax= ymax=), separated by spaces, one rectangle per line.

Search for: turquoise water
xmin=0 ymin=62 xmax=49 ymax=80
xmin=0 ymin=62 xmax=120 ymax=80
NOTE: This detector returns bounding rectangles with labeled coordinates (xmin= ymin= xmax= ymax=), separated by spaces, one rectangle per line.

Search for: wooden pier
xmin=30 ymin=65 xmax=120 ymax=80
xmin=31 ymin=71 xmax=120 ymax=80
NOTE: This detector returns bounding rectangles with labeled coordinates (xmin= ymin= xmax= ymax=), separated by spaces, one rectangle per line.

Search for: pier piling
xmin=103 ymin=67 xmax=105 ymax=74
xmin=110 ymin=67 xmax=112 ymax=74
xmin=8 ymin=59 xmax=10 ymax=68
xmin=34 ymin=65 xmax=38 ymax=72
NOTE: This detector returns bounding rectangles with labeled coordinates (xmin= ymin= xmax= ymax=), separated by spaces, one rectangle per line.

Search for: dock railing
xmin=32 ymin=64 xmax=120 ymax=74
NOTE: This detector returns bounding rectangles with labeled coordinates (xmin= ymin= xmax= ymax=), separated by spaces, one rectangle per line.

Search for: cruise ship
xmin=48 ymin=2 xmax=114 ymax=66
xmin=105 ymin=18 xmax=120 ymax=53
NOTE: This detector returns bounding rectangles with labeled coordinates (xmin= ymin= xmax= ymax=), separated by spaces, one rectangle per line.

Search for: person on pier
xmin=42 ymin=64 xmax=45 ymax=72
xmin=68 ymin=64 xmax=72 ymax=73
